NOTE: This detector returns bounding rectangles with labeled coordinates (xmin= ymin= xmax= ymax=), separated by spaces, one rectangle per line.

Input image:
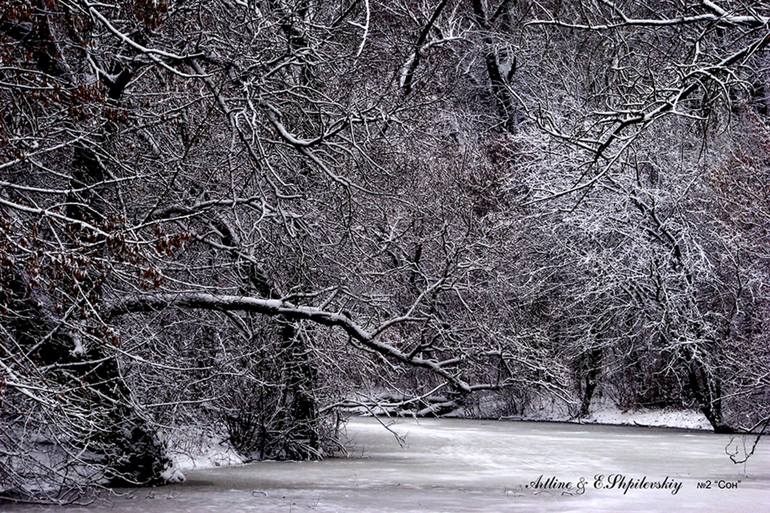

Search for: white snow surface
xmin=500 ymin=406 xmax=713 ymax=431
xmin=581 ymin=406 xmax=713 ymax=430
xmin=167 ymin=432 xmax=244 ymax=472
xmin=5 ymin=416 xmax=768 ymax=513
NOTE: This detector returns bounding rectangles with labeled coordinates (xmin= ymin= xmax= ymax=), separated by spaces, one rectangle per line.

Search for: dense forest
xmin=1 ymin=0 xmax=769 ymax=503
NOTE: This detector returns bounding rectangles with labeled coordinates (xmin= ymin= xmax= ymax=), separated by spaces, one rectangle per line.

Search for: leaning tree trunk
xmin=66 ymin=146 xmax=171 ymax=485
xmin=0 ymin=3 xmax=171 ymax=487
xmin=3 ymin=260 xmax=171 ymax=486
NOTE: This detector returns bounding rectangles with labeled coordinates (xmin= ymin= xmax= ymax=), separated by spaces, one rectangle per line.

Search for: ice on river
xmin=5 ymin=417 xmax=770 ymax=512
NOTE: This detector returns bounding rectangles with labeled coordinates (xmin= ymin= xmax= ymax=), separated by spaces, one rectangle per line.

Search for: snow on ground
xmin=165 ymin=428 xmax=244 ymax=473
xmin=581 ymin=407 xmax=713 ymax=430
xmin=5 ymin=417 xmax=768 ymax=513
xmin=487 ymin=398 xmax=713 ymax=431
xmin=503 ymin=406 xmax=713 ymax=431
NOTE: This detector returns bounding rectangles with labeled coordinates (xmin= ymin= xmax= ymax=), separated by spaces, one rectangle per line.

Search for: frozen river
xmin=5 ymin=417 xmax=770 ymax=512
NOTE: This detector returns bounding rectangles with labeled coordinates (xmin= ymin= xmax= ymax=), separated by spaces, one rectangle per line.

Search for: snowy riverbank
xmin=578 ymin=407 xmax=713 ymax=430
xmin=499 ymin=407 xmax=713 ymax=431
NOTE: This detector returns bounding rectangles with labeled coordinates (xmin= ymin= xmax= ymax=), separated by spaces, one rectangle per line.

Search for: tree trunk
xmin=578 ymin=347 xmax=602 ymax=418
xmin=686 ymin=356 xmax=733 ymax=433
xmin=277 ymin=320 xmax=320 ymax=458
